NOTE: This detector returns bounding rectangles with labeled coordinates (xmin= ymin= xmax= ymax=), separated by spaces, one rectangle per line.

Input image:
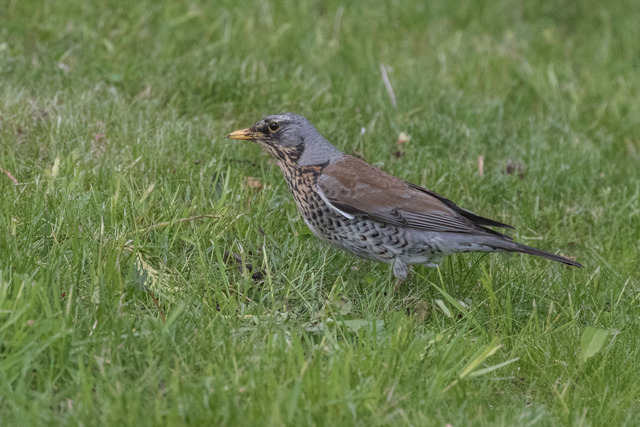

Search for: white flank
xmin=316 ymin=186 xmax=355 ymax=220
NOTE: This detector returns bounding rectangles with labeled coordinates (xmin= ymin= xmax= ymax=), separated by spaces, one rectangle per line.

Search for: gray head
xmin=226 ymin=113 xmax=343 ymax=166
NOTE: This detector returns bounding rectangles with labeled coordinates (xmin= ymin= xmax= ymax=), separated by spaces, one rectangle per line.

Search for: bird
xmin=226 ymin=113 xmax=583 ymax=289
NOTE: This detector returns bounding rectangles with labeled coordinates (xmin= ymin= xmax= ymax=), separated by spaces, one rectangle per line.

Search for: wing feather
xmin=318 ymin=156 xmax=513 ymax=239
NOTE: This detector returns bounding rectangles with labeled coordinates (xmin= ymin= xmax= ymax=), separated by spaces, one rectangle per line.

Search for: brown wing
xmin=318 ymin=156 xmax=513 ymax=239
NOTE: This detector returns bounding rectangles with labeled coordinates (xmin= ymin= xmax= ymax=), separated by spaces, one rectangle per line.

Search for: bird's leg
xmin=392 ymin=258 xmax=409 ymax=293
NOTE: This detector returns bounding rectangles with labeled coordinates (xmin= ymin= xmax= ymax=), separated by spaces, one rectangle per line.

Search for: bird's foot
xmin=393 ymin=278 xmax=405 ymax=294
xmin=392 ymin=258 xmax=409 ymax=293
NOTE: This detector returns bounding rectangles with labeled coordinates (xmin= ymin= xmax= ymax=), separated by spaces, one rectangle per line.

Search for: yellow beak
xmin=226 ymin=128 xmax=261 ymax=140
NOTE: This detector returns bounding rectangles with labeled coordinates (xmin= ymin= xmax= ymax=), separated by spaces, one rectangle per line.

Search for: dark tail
xmin=507 ymin=241 xmax=583 ymax=268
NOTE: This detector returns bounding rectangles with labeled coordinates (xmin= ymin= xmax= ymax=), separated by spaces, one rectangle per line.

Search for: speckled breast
xmin=278 ymin=163 xmax=414 ymax=264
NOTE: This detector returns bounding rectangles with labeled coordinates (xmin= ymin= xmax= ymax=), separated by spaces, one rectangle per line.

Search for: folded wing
xmin=318 ymin=156 xmax=513 ymax=239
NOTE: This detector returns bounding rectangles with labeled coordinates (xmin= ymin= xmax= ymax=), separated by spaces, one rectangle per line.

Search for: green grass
xmin=1 ymin=0 xmax=639 ymax=425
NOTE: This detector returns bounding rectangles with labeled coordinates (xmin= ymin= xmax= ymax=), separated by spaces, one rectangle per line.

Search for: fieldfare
xmin=227 ymin=113 xmax=582 ymax=288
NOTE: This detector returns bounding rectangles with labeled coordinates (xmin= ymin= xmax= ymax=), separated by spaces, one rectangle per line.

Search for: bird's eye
xmin=268 ymin=122 xmax=280 ymax=132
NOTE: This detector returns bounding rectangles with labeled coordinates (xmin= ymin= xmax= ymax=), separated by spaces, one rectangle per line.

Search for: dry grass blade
xmin=1 ymin=167 xmax=19 ymax=185
xmin=146 ymin=288 xmax=166 ymax=322
xmin=137 ymin=215 xmax=219 ymax=233
xmin=379 ymin=63 xmax=397 ymax=107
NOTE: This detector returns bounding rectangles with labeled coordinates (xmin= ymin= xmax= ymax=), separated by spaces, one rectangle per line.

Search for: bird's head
xmin=226 ymin=113 xmax=342 ymax=166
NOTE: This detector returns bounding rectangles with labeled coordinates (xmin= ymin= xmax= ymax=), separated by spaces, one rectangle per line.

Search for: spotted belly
xmin=294 ymin=192 xmax=412 ymax=264
xmin=284 ymin=168 xmax=445 ymax=266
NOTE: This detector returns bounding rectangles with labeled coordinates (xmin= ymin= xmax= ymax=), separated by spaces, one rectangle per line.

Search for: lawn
xmin=1 ymin=0 xmax=639 ymax=425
